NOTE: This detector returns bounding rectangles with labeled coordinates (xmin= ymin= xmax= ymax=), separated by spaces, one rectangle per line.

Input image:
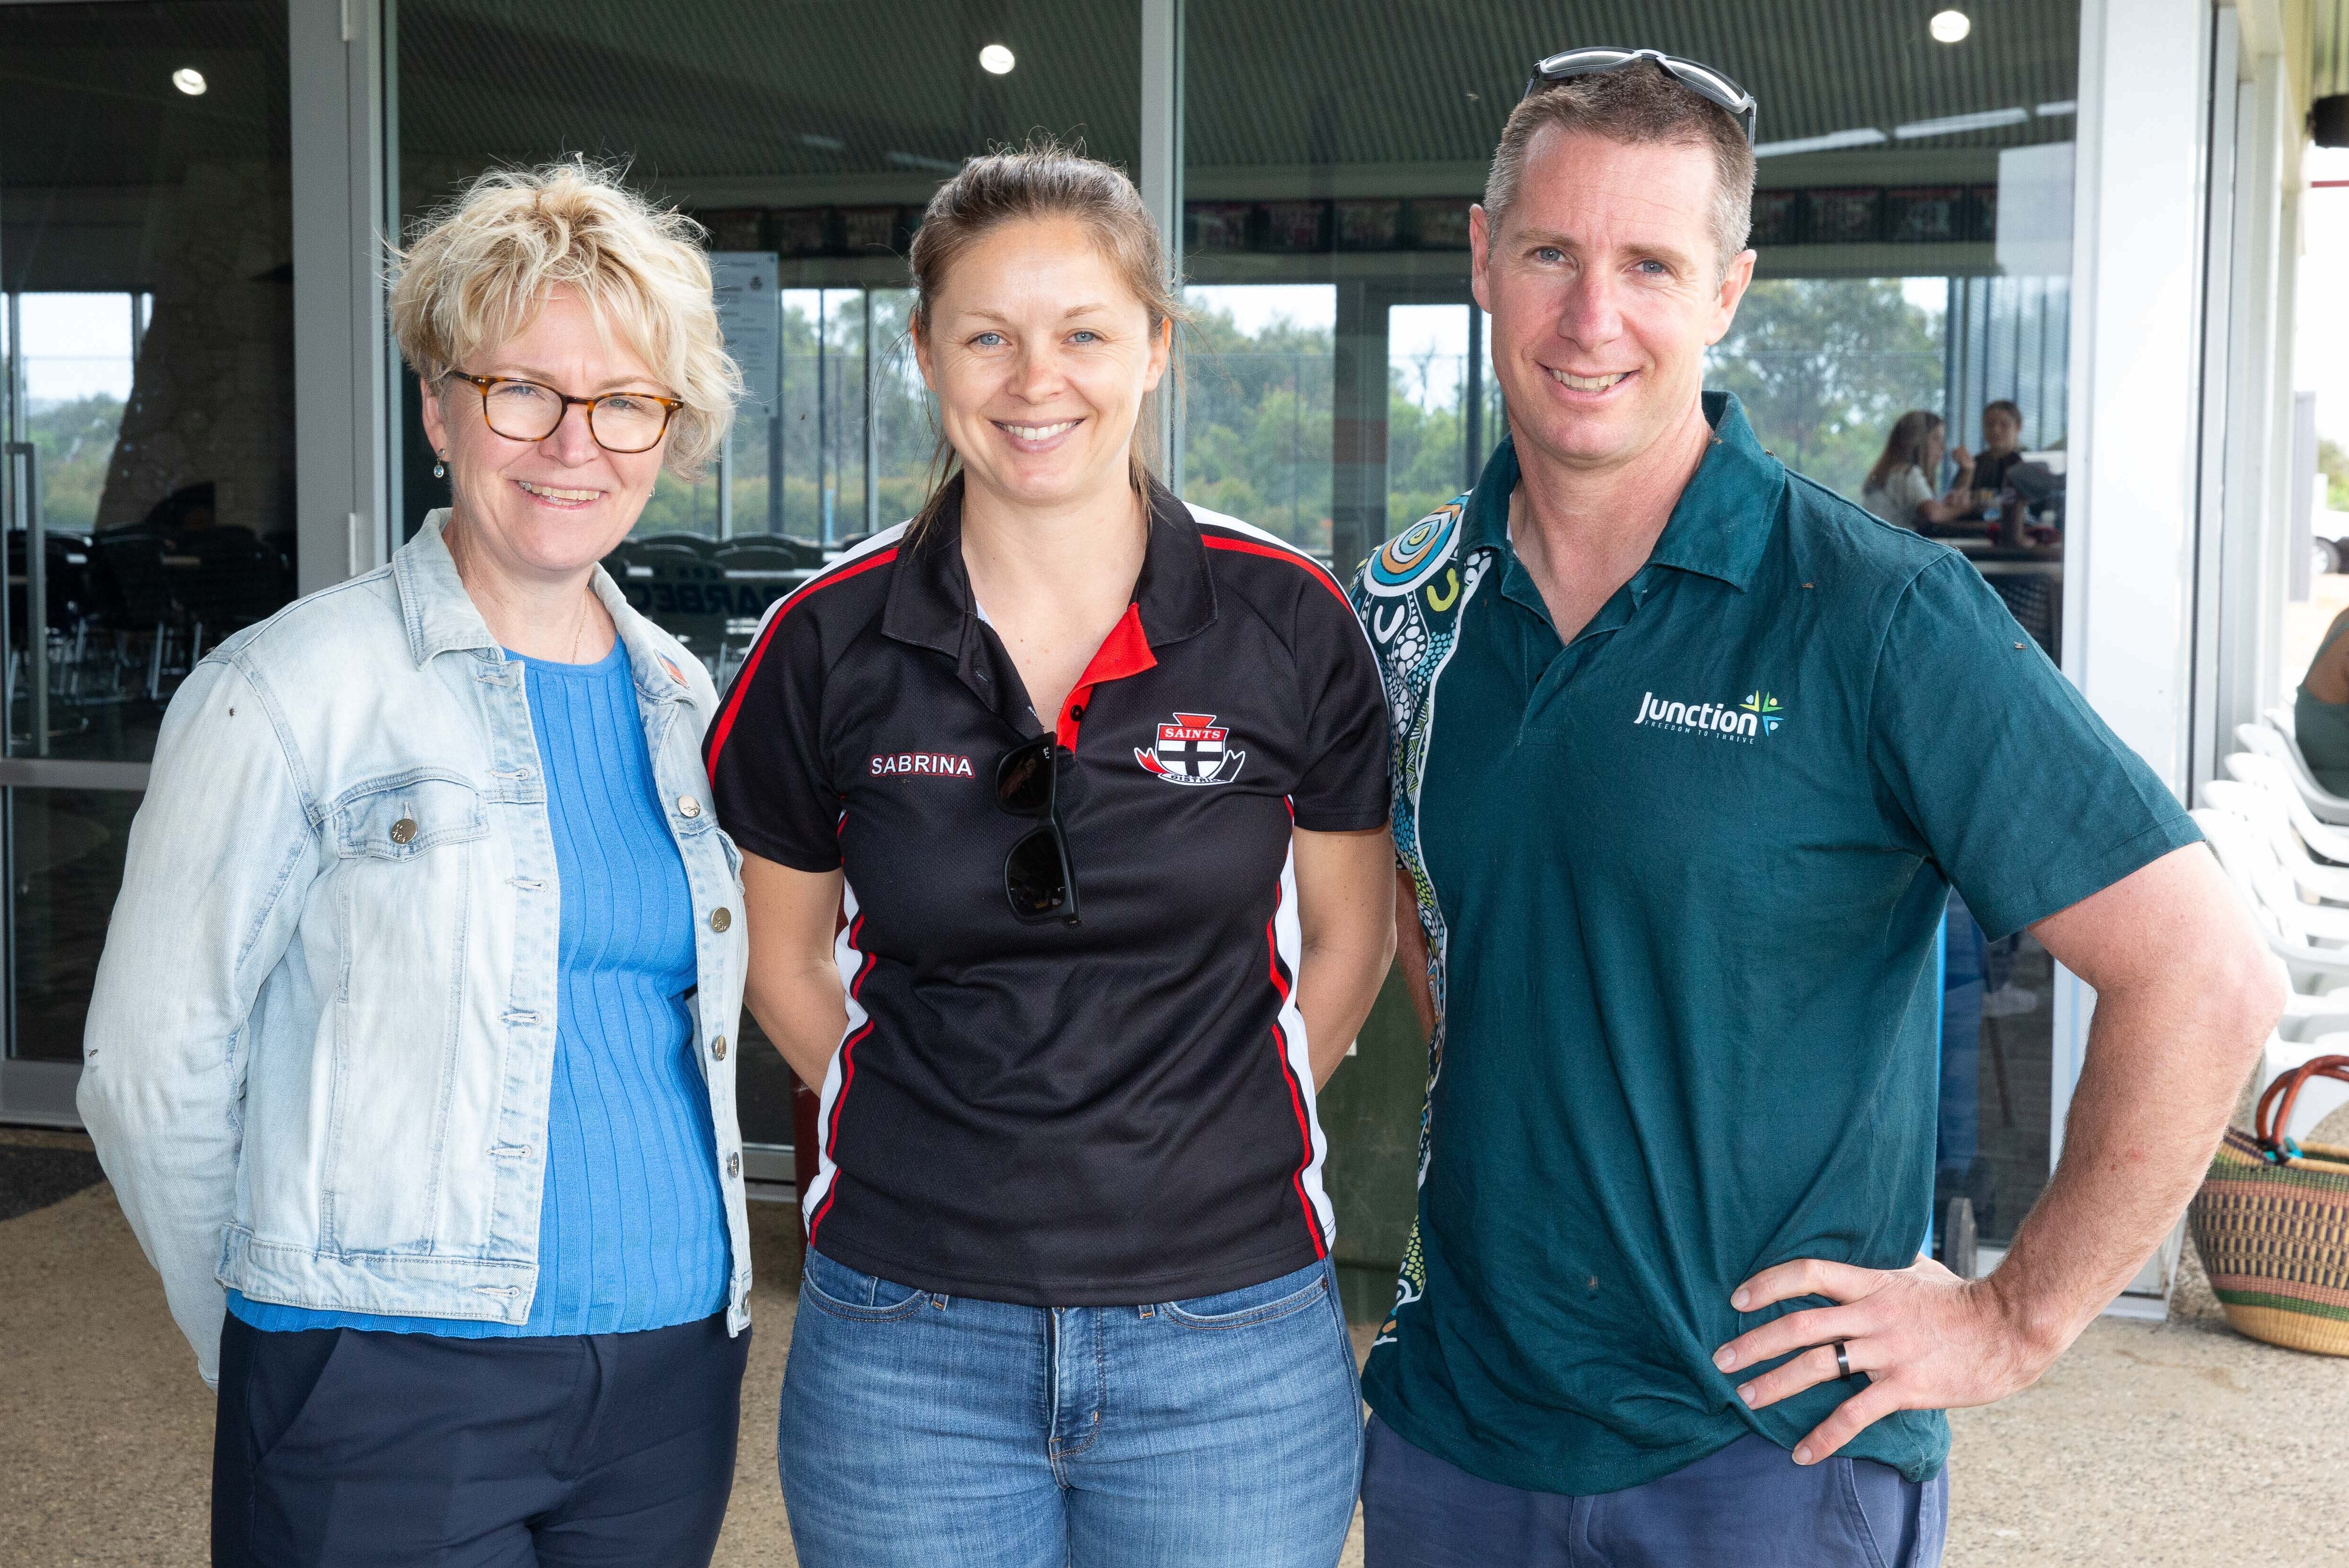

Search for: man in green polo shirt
xmin=1350 ymin=51 xmax=2283 ymax=1567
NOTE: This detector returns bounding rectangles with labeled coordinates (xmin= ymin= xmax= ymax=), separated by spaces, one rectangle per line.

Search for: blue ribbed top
xmin=230 ymin=639 xmax=730 ymax=1337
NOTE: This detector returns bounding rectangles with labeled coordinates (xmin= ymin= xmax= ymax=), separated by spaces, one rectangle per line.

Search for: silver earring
xmin=433 ymin=455 xmax=446 ymax=479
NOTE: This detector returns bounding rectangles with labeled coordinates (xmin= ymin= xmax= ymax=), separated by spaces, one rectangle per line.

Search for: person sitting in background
xmin=1860 ymin=410 xmax=1975 ymax=530
xmin=2295 ymin=606 xmax=2349 ymax=794
xmin=1974 ymin=399 xmax=2027 ymax=496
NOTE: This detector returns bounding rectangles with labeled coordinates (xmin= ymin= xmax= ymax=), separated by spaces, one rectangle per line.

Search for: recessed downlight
xmin=1929 ymin=10 xmax=1971 ymax=43
xmin=172 ymin=67 xmax=207 ymax=96
xmin=979 ymin=43 xmax=1015 ymax=75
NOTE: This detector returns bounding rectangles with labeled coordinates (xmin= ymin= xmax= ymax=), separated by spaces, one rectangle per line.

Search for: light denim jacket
xmin=79 ymin=514 xmax=753 ymax=1385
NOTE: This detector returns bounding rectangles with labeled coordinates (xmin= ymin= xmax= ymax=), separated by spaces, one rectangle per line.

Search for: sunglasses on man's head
xmin=1524 ymin=46 xmax=1758 ymax=145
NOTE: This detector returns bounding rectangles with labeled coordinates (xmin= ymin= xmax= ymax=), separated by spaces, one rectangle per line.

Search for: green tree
xmin=1178 ymin=305 xmax=1335 ymax=549
xmin=1386 ymin=384 xmax=1472 ymax=532
xmin=1706 ymin=279 xmax=1943 ymax=500
xmin=2320 ymin=436 xmax=2349 ymax=513
xmin=24 ymin=393 xmax=124 ymax=535
xmin=636 ymin=289 xmax=936 ymax=541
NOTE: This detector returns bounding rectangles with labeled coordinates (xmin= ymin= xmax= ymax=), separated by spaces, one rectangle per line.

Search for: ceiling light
xmin=888 ymin=151 xmax=962 ymax=173
xmin=1893 ymin=106 xmax=2030 ymax=139
xmin=979 ymin=43 xmax=1015 ymax=75
xmin=1929 ymin=10 xmax=1971 ymax=43
xmin=1754 ymin=127 xmax=1890 ymax=158
xmin=800 ymin=133 xmax=845 ymax=151
xmin=171 ymin=67 xmax=207 ymax=96
xmin=2035 ymin=100 xmax=2077 ymax=117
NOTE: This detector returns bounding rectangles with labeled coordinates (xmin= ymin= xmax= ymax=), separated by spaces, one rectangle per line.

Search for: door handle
xmin=3 ymin=443 xmax=47 ymax=756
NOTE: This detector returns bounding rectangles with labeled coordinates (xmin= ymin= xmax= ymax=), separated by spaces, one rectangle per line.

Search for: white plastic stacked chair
xmin=2205 ymin=769 xmax=2349 ymax=901
xmin=2240 ymin=708 xmax=2349 ymax=826
xmin=2188 ymin=805 xmax=2349 ymax=1133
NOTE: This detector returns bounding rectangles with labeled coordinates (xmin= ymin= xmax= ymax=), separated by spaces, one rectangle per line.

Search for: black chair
xmin=633 ymin=553 xmax=732 ymax=668
xmin=600 ymin=539 xmax=659 ymax=619
xmin=89 ymin=528 xmax=185 ymax=700
xmin=169 ymin=528 xmax=293 ymax=655
xmin=8 ymin=530 xmax=99 ymax=644
xmin=712 ymin=540 xmax=815 ymax=620
xmin=89 ymin=529 xmax=176 ymax=639
xmin=633 ymin=531 xmax=720 ymax=557
xmin=719 ymin=535 xmax=827 ymax=570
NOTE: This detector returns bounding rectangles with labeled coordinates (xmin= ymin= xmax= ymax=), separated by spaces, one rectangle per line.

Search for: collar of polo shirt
xmin=1467 ymin=391 xmax=1783 ymax=595
xmin=877 ymin=474 xmax=1224 ymax=661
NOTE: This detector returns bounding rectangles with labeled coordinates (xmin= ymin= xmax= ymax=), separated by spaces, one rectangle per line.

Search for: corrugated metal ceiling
xmin=395 ymin=0 xmax=2080 ymax=195
xmin=1184 ymin=0 xmax=2078 ymax=170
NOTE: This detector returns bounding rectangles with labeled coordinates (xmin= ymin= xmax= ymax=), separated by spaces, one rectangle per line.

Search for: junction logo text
xmin=1632 ymin=690 xmax=1786 ymax=742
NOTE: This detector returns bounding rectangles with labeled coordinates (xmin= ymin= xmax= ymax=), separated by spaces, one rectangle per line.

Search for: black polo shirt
xmin=705 ymin=481 xmax=1389 ymax=1304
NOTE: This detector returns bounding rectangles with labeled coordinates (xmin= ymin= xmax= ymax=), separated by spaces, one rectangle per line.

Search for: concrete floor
xmin=6 ymin=1125 xmax=2347 ymax=1567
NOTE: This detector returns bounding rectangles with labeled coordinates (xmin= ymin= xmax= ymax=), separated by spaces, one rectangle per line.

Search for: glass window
xmin=1184 ymin=1 xmax=2081 ymax=1264
xmin=10 ymin=789 xmax=136 ymax=1063
xmin=1181 ymin=284 xmax=1334 ymax=546
xmin=0 ymin=0 xmax=295 ymax=1083
xmin=1 ymin=0 xmax=298 ymax=767
xmin=393 ymin=0 xmax=1141 ymax=1147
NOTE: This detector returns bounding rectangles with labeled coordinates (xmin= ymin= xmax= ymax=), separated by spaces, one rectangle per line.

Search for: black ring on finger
xmin=1833 ymin=1340 xmax=1852 ymax=1380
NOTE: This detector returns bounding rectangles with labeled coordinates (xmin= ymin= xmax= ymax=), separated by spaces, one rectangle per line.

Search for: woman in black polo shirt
xmin=707 ymin=144 xmax=1395 ymax=1568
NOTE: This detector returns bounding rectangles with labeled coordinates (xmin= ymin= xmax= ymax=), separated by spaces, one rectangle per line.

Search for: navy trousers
xmin=212 ymin=1310 xmax=748 ymax=1568
xmin=1362 ymin=1413 xmax=1947 ymax=1568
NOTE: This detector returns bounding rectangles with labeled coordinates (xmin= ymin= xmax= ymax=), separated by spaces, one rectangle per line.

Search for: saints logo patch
xmin=1135 ymin=712 xmax=1245 ymax=786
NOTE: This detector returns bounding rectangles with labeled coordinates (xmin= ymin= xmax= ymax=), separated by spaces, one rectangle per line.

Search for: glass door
xmin=0 ymin=0 xmax=297 ymax=1122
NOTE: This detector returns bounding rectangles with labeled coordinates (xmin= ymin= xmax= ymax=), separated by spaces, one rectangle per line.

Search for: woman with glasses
xmin=80 ymin=161 xmax=756 ymax=1567
xmin=708 ymin=141 xmax=1396 ymax=1568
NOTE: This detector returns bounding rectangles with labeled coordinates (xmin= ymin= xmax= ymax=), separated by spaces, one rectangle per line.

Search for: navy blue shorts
xmin=212 ymin=1310 xmax=748 ymax=1568
xmin=1362 ymin=1413 xmax=1946 ymax=1568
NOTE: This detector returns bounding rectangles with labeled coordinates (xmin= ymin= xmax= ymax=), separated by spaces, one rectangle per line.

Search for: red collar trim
xmin=1055 ymin=602 xmax=1156 ymax=748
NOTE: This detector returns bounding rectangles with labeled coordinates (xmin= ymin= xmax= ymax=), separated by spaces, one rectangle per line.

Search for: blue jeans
xmin=1362 ymin=1413 xmax=1946 ymax=1568
xmin=778 ymin=1249 xmax=1363 ymax=1568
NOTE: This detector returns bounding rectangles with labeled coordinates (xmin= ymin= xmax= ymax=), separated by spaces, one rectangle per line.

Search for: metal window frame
xmin=291 ymin=0 xmax=392 ymax=595
xmin=1141 ymin=0 xmax=1184 ymax=491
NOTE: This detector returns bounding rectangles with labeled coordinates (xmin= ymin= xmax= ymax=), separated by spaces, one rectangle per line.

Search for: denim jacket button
xmin=678 ymin=795 xmax=702 ymax=819
xmin=725 ymin=1152 xmax=741 ymax=1178
xmin=389 ymin=817 xmax=418 ymax=845
xmin=709 ymin=907 xmax=732 ymax=933
xmin=711 ymin=1034 xmax=728 ymax=1061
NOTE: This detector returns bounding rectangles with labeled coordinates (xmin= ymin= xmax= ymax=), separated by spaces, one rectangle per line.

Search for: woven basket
xmin=2187 ymin=1055 xmax=2349 ymax=1357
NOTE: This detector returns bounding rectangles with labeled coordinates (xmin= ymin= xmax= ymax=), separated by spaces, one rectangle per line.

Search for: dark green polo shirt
xmin=1352 ymin=393 xmax=2196 ymax=1494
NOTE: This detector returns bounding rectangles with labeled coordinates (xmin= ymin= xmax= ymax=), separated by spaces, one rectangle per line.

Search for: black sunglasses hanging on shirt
xmin=1524 ymin=46 xmax=1758 ymax=145
xmin=995 ymin=735 xmax=1082 ymax=926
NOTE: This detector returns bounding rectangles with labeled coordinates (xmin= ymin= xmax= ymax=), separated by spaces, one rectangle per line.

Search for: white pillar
xmin=2064 ymin=0 xmax=2213 ymax=792
xmin=2052 ymin=0 xmax=2218 ymax=1307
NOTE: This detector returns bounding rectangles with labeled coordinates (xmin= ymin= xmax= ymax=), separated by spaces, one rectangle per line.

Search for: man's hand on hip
xmin=1709 ymin=1255 xmax=2054 ymax=1465
xmin=1715 ymin=845 xmax=2282 ymax=1468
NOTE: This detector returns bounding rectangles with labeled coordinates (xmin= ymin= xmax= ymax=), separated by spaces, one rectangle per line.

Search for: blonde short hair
xmin=390 ymin=161 xmax=741 ymax=478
